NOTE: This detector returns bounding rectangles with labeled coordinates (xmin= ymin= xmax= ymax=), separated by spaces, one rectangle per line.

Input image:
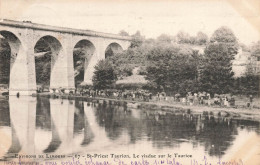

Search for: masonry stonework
xmin=0 ymin=19 xmax=131 ymax=95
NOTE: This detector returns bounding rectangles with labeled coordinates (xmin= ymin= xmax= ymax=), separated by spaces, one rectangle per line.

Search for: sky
xmin=0 ymin=0 xmax=260 ymax=45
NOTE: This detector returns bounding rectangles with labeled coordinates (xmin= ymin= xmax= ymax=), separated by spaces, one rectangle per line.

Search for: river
xmin=0 ymin=96 xmax=259 ymax=164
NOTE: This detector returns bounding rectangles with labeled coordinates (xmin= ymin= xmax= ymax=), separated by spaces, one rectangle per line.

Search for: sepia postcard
xmin=0 ymin=0 xmax=259 ymax=165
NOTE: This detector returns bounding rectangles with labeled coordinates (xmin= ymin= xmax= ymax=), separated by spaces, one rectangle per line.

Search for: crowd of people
xmin=77 ymin=88 xmax=153 ymax=102
xmin=155 ymin=92 xmax=256 ymax=108
xmin=173 ymin=92 xmax=236 ymax=107
xmin=38 ymin=86 xmax=256 ymax=109
xmin=76 ymin=88 xmax=255 ymax=108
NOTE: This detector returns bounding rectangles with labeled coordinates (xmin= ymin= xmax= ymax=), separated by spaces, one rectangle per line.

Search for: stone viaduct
xmin=0 ymin=19 xmax=131 ymax=95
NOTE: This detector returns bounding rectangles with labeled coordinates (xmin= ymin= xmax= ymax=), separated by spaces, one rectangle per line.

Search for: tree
xmin=107 ymin=43 xmax=150 ymax=79
xmin=92 ymin=60 xmax=117 ymax=90
xmin=251 ymin=41 xmax=260 ymax=57
xmin=196 ymin=31 xmax=208 ymax=45
xmin=189 ymin=36 xmax=196 ymax=45
xmin=239 ymin=43 xmax=250 ymax=52
xmin=233 ymin=75 xmax=259 ymax=96
xmin=176 ymin=31 xmax=191 ymax=44
xmin=0 ymin=38 xmax=11 ymax=84
xmin=35 ymin=53 xmax=51 ymax=86
xmin=198 ymin=27 xmax=239 ymax=94
xmin=156 ymin=34 xmax=173 ymax=43
xmin=210 ymin=26 xmax=237 ymax=43
xmin=105 ymin=46 xmax=114 ymax=58
xmin=199 ymin=43 xmax=234 ymax=94
xmin=130 ymin=31 xmax=145 ymax=48
xmin=73 ymin=49 xmax=86 ymax=85
xmin=233 ymin=58 xmax=260 ymax=96
xmin=145 ymin=43 xmax=200 ymax=95
xmin=210 ymin=26 xmax=239 ymax=57
xmin=118 ymin=30 xmax=129 ymax=36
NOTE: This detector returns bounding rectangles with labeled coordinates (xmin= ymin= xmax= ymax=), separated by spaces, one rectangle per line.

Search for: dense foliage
xmin=251 ymin=41 xmax=260 ymax=57
xmin=73 ymin=49 xmax=86 ymax=86
xmin=0 ymin=39 xmax=11 ymax=85
xmin=107 ymin=42 xmax=150 ymax=78
xmin=199 ymin=43 xmax=234 ymax=95
xmin=233 ymin=75 xmax=259 ymax=95
xmin=233 ymin=59 xmax=259 ymax=95
xmin=92 ymin=60 xmax=117 ymax=90
xmin=145 ymin=43 xmax=200 ymax=95
xmin=34 ymin=39 xmax=52 ymax=86
xmin=0 ymin=26 xmax=258 ymax=96
xmin=210 ymin=26 xmax=239 ymax=57
xmin=198 ymin=27 xmax=241 ymax=95
xmin=35 ymin=53 xmax=51 ymax=86
xmin=176 ymin=31 xmax=208 ymax=45
xmin=93 ymin=27 xmax=259 ymax=96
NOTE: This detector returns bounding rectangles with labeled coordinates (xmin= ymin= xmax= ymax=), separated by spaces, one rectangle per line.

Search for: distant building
xmin=232 ymin=47 xmax=260 ymax=77
xmin=232 ymin=48 xmax=250 ymax=77
xmin=171 ymin=43 xmax=258 ymax=78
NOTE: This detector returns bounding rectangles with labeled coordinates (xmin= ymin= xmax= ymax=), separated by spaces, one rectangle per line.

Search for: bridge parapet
xmin=0 ymin=19 xmax=132 ymax=95
xmin=0 ymin=19 xmax=132 ymax=41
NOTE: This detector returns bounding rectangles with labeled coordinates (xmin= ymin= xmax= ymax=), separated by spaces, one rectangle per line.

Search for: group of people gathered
xmin=173 ymin=92 xmax=236 ymax=107
xmin=38 ymin=86 xmax=255 ymax=109
xmin=77 ymin=88 xmax=239 ymax=107
xmin=77 ymin=88 xmax=153 ymax=102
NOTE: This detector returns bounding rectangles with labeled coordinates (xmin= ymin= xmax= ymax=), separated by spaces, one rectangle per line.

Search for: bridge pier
xmin=8 ymin=96 xmax=36 ymax=154
xmin=8 ymin=29 xmax=37 ymax=96
xmin=62 ymin=34 xmax=76 ymax=93
xmin=0 ymin=20 xmax=131 ymax=95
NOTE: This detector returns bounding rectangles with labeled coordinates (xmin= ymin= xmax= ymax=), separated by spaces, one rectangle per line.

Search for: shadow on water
xmin=93 ymin=103 xmax=260 ymax=157
xmin=43 ymin=118 xmax=62 ymax=153
xmin=36 ymin=97 xmax=51 ymax=130
xmin=0 ymin=96 xmax=259 ymax=160
xmin=74 ymin=100 xmax=85 ymax=134
xmin=0 ymin=98 xmax=10 ymax=126
xmin=7 ymin=122 xmax=22 ymax=153
xmin=81 ymin=102 xmax=95 ymax=146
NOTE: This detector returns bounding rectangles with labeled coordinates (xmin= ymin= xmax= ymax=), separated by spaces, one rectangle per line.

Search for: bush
xmin=93 ymin=60 xmax=117 ymax=90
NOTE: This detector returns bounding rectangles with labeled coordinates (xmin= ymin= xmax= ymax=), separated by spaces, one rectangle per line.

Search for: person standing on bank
xmin=249 ymin=95 xmax=253 ymax=108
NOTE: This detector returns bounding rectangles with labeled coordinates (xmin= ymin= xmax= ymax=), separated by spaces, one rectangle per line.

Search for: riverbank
xmin=31 ymin=93 xmax=260 ymax=121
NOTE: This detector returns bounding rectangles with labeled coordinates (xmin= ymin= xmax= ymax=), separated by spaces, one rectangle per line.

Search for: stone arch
xmin=105 ymin=42 xmax=123 ymax=58
xmin=34 ymin=35 xmax=64 ymax=91
xmin=73 ymin=40 xmax=96 ymax=87
xmin=0 ymin=30 xmax=26 ymax=92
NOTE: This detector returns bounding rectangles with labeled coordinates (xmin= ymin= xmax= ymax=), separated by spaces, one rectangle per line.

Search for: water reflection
xmin=0 ymin=96 xmax=259 ymax=161
xmin=8 ymin=97 xmax=36 ymax=156
xmin=46 ymin=99 xmax=74 ymax=153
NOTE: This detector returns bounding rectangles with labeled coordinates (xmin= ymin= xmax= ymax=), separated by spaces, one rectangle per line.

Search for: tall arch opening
xmin=0 ymin=37 xmax=11 ymax=88
xmin=34 ymin=36 xmax=62 ymax=92
xmin=0 ymin=31 xmax=22 ymax=91
xmin=73 ymin=40 xmax=95 ymax=87
xmin=105 ymin=43 xmax=123 ymax=58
